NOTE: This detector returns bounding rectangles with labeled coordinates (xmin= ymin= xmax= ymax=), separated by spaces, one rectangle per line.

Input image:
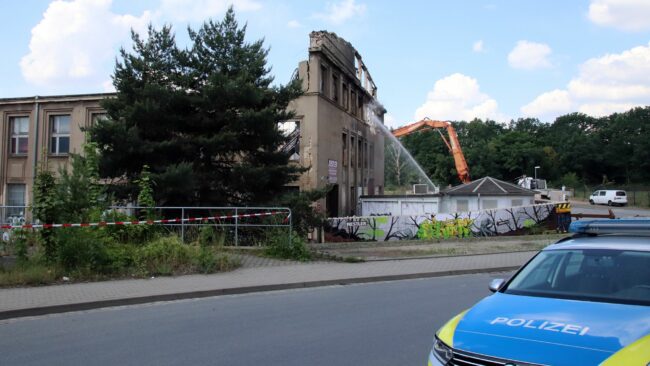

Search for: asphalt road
xmin=0 ymin=272 xmax=507 ymax=366
xmin=571 ymin=201 xmax=650 ymax=218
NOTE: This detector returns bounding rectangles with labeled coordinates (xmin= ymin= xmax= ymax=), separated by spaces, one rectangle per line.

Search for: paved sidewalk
xmin=0 ymin=251 xmax=536 ymax=319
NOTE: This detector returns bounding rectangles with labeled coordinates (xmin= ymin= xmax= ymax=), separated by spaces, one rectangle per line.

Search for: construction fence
xmin=0 ymin=205 xmax=292 ymax=246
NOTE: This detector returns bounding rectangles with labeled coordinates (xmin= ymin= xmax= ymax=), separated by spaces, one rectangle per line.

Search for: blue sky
xmin=2 ymin=0 xmax=650 ymax=127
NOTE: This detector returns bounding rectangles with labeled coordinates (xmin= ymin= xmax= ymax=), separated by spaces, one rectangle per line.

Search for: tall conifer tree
xmin=90 ymin=8 xmax=304 ymax=206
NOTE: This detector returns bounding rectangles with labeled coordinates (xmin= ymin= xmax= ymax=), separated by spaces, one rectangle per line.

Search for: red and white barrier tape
xmin=1 ymin=211 xmax=289 ymax=230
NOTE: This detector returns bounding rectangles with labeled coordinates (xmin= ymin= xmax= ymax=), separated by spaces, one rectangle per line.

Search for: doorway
xmin=326 ymin=184 xmax=339 ymax=217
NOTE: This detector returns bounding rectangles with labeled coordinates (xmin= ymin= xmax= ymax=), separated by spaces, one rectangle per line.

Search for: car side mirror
xmin=489 ymin=279 xmax=505 ymax=293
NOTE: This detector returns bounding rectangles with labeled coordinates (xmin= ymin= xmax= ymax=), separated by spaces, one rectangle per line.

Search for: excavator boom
xmin=391 ymin=118 xmax=471 ymax=184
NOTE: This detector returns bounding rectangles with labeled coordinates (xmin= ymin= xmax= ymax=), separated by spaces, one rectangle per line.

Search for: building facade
xmin=286 ymin=31 xmax=386 ymax=217
xmin=0 ymin=93 xmax=109 ymax=217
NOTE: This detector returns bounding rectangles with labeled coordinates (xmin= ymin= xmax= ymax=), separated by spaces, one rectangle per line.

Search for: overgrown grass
xmin=0 ymin=263 xmax=62 ymax=287
xmin=0 ymin=231 xmax=240 ymax=287
xmin=263 ymin=230 xmax=312 ymax=261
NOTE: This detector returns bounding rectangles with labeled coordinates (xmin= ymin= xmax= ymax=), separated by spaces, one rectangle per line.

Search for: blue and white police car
xmin=428 ymin=219 xmax=650 ymax=366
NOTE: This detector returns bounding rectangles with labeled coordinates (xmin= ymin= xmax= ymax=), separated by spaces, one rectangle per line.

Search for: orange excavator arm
xmin=392 ymin=118 xmax=471 ymax=184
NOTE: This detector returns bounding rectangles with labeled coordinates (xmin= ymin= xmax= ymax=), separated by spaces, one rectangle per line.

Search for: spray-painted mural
xmin=326 ymin=203 xmax=555 ymax=241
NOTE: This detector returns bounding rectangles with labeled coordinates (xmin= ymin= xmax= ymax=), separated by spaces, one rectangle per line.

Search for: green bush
xmin=194 ymin=247 xmax=217 ymax=273
xmin=8 ymin=229 xmax=42 ymax=264
xmin=136 ymin=236 xmax=193 ymax=276
xmin=264 ymin=230 xmax=311 ymax=261
xmin=55 ymin=228 xmax=114 ymax=273
xmin=104 ymin=243 xmax=138 ymax=274
xmin=100 ymin=210 xmax=164 ymax=245
xmin=197 ymin=225 xmax=226 ymax=247
xmin=196 ymin=246 xmax=239 ymax=273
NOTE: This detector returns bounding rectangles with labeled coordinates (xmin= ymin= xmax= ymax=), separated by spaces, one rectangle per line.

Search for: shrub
xmin=55 ymin=228 xmax=114 ymax=273
xmin=197 ymin=225 xmax=226 ymax=247
xmin=194 ymin=247 xmax=217 ymax=273
xmin=136 ymin=236 xmax=193 ymax=276
xmin=9 ymin=229 xmax=39 ymax=264
xmin=264 ymin=230 xmax=311 ymax=261
xmin=104 ymin=243 xmax=138 ymax=274
xmin=100 ymin=210 xmax=164 ymax=245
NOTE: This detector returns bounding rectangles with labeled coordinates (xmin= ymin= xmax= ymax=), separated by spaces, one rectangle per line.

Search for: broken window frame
xmin=332 ymin=73 xmax=339 ymax=102
xmin=320 ymin=64 xmax=329 ymax=95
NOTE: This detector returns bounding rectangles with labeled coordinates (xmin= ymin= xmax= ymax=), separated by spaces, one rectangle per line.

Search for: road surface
xmin=0 ymin=273 xmax=506 ymax=366
xmin=570 ymin=201 xmax=650 ymax=218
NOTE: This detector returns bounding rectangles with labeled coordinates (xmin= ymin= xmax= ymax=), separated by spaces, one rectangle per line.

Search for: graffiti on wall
xmin=417 ymin=217 xmax=473 ymax=240
xmin=326 ymin=203 xmax=554 ymax=242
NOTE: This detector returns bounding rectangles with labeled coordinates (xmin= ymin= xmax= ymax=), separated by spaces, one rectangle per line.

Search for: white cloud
xmin=159 ymin=0 xmax=262 ymax=22
xmin=507 ymin=40 xmax=552 ymax=70
xmin=521 ymin=90 xmax=573 ymax=120
xmin=313 ymin=0 xmax=366 ymax=25
xmin=414 ymin=73 xmax=506 ymax=122
xmin=287 ymin=20 xmax=302 ymax=28
xmin=20 ymin=0 xmax=150 ymax=87
xmin=521 ymin=42 xmax=650 ymax=120
xmin=588 ymin=0 xmax=650 ymax=31
xmin=472 ymin=40 xmax=484 ymax=53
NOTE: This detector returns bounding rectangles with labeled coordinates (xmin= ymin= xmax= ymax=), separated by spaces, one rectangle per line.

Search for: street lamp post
xmin=534 ymin=166 xmax=540 ymax=180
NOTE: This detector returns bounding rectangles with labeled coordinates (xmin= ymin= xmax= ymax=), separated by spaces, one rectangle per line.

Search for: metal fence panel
xmin=0 ymin=205 xmax=291 ymax=246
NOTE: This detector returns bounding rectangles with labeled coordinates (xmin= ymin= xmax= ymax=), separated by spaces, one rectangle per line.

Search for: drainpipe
xmin=32 ymin=96 xmax=40 ymax=204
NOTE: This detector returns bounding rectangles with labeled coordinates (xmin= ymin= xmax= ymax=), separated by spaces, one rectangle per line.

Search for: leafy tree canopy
xmin=386 ymin=106 xmax=650 ymax=188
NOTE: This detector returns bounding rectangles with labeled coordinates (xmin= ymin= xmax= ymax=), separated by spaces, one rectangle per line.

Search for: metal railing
xmin=0 ymin=205 xmax=292 ymax=246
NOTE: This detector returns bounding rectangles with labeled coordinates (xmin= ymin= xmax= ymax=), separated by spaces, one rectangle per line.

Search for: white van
xmin=589 ymin=190 xmax=627 ymax=206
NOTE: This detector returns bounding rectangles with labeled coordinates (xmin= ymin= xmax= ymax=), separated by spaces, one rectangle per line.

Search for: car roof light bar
xmin=569 ymin=219 xmax=650 ymax=235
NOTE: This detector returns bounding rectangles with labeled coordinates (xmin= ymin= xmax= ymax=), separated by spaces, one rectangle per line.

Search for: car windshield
xmin=504 ymin=249 xmax=650 ymax=306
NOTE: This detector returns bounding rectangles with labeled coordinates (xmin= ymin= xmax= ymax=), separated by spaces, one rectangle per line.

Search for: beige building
xmin=286 ymin=31 xmax=386 ymax=217
xmin=1 ymin=32 xmax=384 ymax=219
xmin=0 ymin=93 xmax=109 ymax=217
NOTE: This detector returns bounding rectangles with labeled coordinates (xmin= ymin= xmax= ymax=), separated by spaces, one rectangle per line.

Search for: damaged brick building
xmin=282 ymin=31 xmax=386 ymax=217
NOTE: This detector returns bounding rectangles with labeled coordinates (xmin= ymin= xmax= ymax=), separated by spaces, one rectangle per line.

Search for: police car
xmin=428 ymin=219 xmax=650 ymax=366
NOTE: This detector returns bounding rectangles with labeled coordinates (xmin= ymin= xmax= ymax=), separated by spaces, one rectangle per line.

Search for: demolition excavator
xmin=391 ymin=118 xmax=471 ymax=184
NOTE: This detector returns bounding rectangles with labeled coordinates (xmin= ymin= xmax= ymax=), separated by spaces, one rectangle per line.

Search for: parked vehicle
xmin=427 ymin=219 xmax=650 ymax=366
xmin=589 ymin=189 xmax=627 ymax=206
xmin=516 ymin=175 xmax=570 ymax=201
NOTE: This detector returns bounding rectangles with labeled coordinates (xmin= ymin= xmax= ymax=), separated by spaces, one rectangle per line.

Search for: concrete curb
xmin=0 ymin=265 xmax=519 ymax=320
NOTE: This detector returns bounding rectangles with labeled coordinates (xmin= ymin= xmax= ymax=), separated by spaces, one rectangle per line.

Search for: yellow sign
xmin=555 ymin=202 xmax=571 ymax=213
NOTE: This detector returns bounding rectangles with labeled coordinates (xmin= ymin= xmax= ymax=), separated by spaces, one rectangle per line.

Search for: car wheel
xmin=589 ymin=199 xmax=594 ymax=205
xmin=608 ymin=200 xmax=612 ymax=206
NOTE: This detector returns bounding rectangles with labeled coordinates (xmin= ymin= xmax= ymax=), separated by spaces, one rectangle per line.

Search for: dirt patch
xmin=308 ymin=234 xmax=566 ymax=261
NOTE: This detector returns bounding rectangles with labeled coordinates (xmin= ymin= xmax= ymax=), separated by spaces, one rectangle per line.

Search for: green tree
xmin=401 ymin=129 xmax=455 ymax=186
xmin=384 ymin=139 xmax=418 ymax=189
xmin=456 ymin=119 xmax=504 ymax=180
xmin=544 ymin=113 xmax=601 ymax=183
xmin=32 ymin=165 xmax=59 ymax=262
xmin=598 ymin=107 xmax=650 ymax=184
xmin=90 ymin=8 xmax=304 ymax=206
